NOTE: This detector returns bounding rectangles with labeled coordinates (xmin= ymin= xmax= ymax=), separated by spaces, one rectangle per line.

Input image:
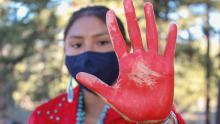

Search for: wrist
xmin=164 ymin=111 xmax=178 ymax=124
xmin=137 ymin=111 xmax=178 ymax=124
xmin=136 ymin=119 xmax=165 ymax=124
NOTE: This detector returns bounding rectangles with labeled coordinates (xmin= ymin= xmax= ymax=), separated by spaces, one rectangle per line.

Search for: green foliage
xmin=0 ymin=0 xmax=65 ymax=123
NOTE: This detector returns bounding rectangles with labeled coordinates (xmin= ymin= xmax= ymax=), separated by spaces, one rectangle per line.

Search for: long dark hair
xmin=64 ymin=6 xmax=126 ymax=41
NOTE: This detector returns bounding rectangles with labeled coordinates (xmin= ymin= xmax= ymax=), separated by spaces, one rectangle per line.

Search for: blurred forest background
xmin=0 ymin=0 xmax=219 ymax=124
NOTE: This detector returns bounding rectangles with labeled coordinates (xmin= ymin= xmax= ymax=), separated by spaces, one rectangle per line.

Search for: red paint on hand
xmin=76 ymin=0 xmax=177 ymax=122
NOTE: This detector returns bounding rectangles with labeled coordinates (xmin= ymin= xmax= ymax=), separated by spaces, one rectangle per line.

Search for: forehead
xmin=67 ymin=16 xmax=108 ymax=37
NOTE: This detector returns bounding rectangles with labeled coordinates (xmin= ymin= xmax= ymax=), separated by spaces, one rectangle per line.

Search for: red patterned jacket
xmin=28 ymin=86 xmax=185 ymax=124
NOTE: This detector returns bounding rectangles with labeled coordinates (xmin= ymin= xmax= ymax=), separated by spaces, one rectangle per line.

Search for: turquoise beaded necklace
xmin=76 ymin=90 xmax=110 ymax=124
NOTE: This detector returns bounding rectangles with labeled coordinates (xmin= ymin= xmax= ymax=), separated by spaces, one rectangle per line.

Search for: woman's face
xmin=64 ymin=16 xmax=114 ymax=56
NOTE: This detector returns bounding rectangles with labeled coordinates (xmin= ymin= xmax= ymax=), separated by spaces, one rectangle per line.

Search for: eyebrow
xmin=68 ymin=32 xmax=109 ymax=39
xmin=93 ymin=32 xmax=109 ymax=37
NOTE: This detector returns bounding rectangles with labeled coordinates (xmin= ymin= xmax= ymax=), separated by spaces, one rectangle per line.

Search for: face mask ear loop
xmin=67 ymin=76 xmax=74 ymax=103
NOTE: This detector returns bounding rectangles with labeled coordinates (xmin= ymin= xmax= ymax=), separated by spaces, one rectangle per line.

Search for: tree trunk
xmin=205 ymin=1 xmax=211 ymax=124
xmin=0 ymin=63 xmax=16 ymax=123
xmin=216 ymin=81 xmax=220 ymax=124
xmin=216 ymin=30 xmax=220 ymax=124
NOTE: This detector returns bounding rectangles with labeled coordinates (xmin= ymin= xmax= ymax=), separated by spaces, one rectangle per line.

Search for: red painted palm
xmin=76 ymin=0 xmax=177 ymax=123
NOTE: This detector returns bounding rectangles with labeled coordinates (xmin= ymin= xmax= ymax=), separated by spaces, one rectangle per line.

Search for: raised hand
xmin=76 ymin=0 xmax=177 ymax=123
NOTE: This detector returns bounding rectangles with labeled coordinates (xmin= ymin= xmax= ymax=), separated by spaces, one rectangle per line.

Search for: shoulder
xmin=28 ymin=86 xmax=80 ymax=124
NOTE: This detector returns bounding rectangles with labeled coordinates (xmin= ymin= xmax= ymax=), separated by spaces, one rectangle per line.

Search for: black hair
xmin=64 ymin=5 xmax=126 ymax=41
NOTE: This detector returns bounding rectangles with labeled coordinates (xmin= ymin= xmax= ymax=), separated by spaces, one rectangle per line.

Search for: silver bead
xmin=54 ymin=109 xmax=58 ymax=113
xmin=62 ymin=97 xmax=66 ymax=102
xmin=49 ymin=115 xmax=54 ymax=120
xmin=46 ymin=111 xmax=50 ymax=115
xmin=56 ymin=116 xmax=60 ymax=121
xmin=58 ymin=103 xmax=62 ymax=107
xmin=37 ymin=111 xmax=41 ymax=115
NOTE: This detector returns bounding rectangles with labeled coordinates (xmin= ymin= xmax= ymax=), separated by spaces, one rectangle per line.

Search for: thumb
xmin=76 ymin=72 xmax=115 ymax=101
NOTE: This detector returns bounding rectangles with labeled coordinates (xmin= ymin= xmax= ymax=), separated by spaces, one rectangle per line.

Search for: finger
xmin=164 ymin=24 xmax=177 ymax=63
xmin=144 ymin=2 xmax=158 ymax=53
xmin=76 ymin=72 xmax=114 ymax=100
xmin=106 ymin=10 xmax=128 ymax=59
xmin=123 ymin=0 xmax=144 ymax=51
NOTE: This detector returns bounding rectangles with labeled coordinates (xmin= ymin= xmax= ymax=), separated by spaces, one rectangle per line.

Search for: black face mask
xmin=65 ymin=51 xmax=119 ymax=92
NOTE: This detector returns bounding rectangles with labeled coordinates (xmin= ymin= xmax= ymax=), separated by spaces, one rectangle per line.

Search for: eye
xmin=97 ymin=40 xmax=111 ymax=46
xmin=71 ymin=43 xmax=82 ymax=49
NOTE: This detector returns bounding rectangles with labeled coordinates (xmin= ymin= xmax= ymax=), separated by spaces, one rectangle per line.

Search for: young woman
xmin=28 ymin=0 xmax=185 ymax=124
